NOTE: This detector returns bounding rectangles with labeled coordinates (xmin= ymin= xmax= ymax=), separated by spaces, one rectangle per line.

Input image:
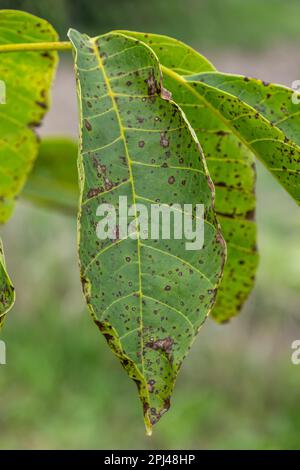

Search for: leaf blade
xmin=185 ymin=72 xmax=300 ymax=203
xmin=0 ymin=9 xmax=58 ymax=223
xmin=162 ymin=67 xmax=259 ymax=321
xmin=0 ymin=10 xmax=58 ymax=324
xmin=69 ymin=29 xmax=225 ymax=432
xmin=117 ymin=30 xmax=216 ymax=75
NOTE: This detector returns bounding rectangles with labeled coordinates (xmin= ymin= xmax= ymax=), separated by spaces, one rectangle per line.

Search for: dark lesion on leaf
xmin=245 ymin=209 xmax=255 ymax=220
xmin=149 ymin=397 xmax=171 ymax=426
xmin=147 ymin=379 xmax=155 ymax=393
xmin=146 ymin=70 xmax=161 ymax=96
xmin=35 ymin=100 xmax=47 ymax=109
xmin=146 ymin=336 xmax=174 ymax=361
xmin=87 ymin=187 xmax=103 ymax=198
xmin=95 ymin=319 xmax=115 ymax=343
xmin=134 ymin=378 xmax=150 ymax=417
xmin=160 ymin=132 xmax=169 ymax=148
xmin=84 ymin=119 xmax=92 ymax=131
xmin=161 ymin=87 xmax=172 ymax=100
xmin=80 ymin=274 xmax=91 ymax=303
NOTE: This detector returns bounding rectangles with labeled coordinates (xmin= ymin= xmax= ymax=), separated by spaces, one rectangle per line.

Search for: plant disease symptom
xmin=1 ymin=10 xmax=300 ymax=435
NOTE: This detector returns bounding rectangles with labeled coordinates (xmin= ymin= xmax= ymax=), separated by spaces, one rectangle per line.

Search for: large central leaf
xmin=69 ymin=29 xmax=225 ymax=433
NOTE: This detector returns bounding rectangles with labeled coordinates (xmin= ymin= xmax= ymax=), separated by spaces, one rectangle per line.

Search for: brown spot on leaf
xmin=87 ymin=188 xmax=102 ymax=198
xmin=245 ymin=209 xmax=255 ymax=220
xmin=85 ymin=119 xmax=92 ymax=131
xmin=146 ymin=336 xmax=174 ymax=356
xmin=104 ymin=178 xmax=113 ymax=190
xmin=40 ymin=51 xmax=52 ymax=59
xmin=160 ymin=133 xmax=169 ymax=148
xmin=147 ymin=379 xmax=155 ymax=393
xmin=161 ymin=87 xmax=172 ymax=100
xmin=35 ymin=101 xmax=47 ymax=109
xmin=146 ymin=70 xmax=160 ymax=96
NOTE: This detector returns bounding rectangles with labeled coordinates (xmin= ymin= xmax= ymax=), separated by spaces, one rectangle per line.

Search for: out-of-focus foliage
xmin=23 ymin=138 xmax=78 ymax=214
xmin=1 ymin=164 xmax=300 ymax=449
xmin=0 ymin=9 xmax=58 ymax=222
xmin=2 ymin=0 xmax=300 ymax=49
xmin=0 ymin=10 xmax=58 ymax=325
xmin=0 ymin=240 xmax=14 ymax=326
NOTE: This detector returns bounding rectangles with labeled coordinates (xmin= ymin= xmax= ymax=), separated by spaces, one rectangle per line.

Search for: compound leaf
xmin=69 ymin=29 xmax=225 ymax=433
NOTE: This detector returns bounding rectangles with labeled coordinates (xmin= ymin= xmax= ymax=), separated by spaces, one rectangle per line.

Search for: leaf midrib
xmin=91 ymin=37 xmax=146 ymax=378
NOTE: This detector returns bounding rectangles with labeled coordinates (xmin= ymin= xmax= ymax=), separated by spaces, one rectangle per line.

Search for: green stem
xmin=0 ymin=41 xmax=72 ymax=53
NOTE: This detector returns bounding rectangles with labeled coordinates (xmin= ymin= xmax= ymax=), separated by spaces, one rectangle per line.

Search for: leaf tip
xmin=67 ymin=28 xmax=80 ymax=45
xmin=144 ymin=415 xmax=153 ymax=437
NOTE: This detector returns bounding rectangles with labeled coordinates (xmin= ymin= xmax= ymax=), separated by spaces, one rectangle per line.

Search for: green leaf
xmin=122 ymin=32 xmax=258 ymax=322
xmin=69 ymin=29 xmax=225 ymax=433
xmin=22 ymin=137 xmax=78 ymax=214
xmin=185 ymin=72 xmax=300 ymax=203
xmin=0 ymin=239 xmax=14 ymax=328
xmin=163 ymin=70 xmax=259 ymax=322
xmin=0 ymin=10 xmax=59 ymax=323
xmin=0 ymin=9 xmax=58 ymax=222
xmin=180 ymin=71 xmax=300 ymax=317
xmin=117 ymin=30 xmax=216 ymax=75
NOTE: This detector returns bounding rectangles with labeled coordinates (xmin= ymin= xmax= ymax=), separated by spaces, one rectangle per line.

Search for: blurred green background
xmin=1 ymin=0 xmax=300 ymax=450
xmin=2 ymin=0 xmax=300 ymax=49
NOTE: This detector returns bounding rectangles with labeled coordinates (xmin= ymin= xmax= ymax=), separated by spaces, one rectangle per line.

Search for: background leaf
xmin=0 ymin=9 xmax=58 ymax=323
xmin=117 ymin=30 xmax=216 ymax=75
xmin=185 ymin=72 xmax=300 ymax=203
xmin=69 ymin=29 xmax=225 ymax=433
xmin=22 ymin=137 xmax=78 ymax=214
xmin=0 ymin=9 xmax=58 ymax=222
xmin=0 ymin=239 xmax=14 ymax=327
xmin=123 ymin=32 xmax=258 ymax=322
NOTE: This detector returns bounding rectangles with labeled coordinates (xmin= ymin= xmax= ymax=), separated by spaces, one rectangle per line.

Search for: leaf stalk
xmin=0 ymin=41 xmax=72 ymax=53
